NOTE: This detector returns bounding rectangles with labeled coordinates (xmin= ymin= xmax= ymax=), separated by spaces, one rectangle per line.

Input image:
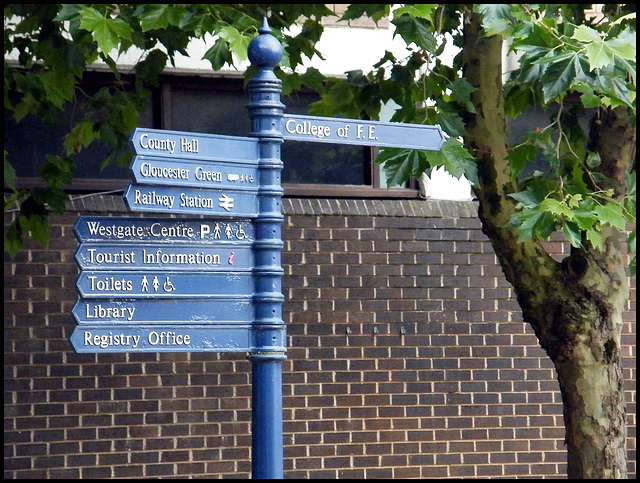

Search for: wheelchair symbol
xmin=163 ymin=276 xmax=176 ymax=292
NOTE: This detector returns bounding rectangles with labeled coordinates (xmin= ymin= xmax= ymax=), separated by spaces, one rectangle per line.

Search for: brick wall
xmin=4 ymin=196 xmax=636 ymax=479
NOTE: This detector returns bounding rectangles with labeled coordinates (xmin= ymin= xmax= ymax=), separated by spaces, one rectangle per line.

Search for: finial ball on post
xmin=248 ymin=17 xmax=283 ymax=69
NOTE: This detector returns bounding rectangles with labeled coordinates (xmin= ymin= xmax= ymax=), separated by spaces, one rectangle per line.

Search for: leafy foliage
xmin=3 ymin=4 xmax=636 ymax=274
xmin=4 ymin=4 xmax=334 ymax=256
xmin=307 ymin=4 xmax=636 ymax=272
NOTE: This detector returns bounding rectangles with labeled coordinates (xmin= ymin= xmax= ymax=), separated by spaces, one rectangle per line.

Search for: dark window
xmin=5 ymin=71 xmax=154 ymax=191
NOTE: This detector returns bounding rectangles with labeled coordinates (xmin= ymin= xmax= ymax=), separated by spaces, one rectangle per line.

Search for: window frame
xmin=8 ymin=69 xmax=420 ymax=199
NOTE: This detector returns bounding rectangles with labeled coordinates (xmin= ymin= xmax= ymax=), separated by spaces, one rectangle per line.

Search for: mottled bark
xmin=462 ymin=9 xmax=630 ymax=479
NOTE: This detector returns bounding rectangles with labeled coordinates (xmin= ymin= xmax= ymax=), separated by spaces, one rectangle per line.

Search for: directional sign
xmin=73 ymin=298 xmax=253 ymax=324
xmin=124 ymin=184 xmax=259 ymax=217
xmin=74 ymin=217 xmax=254 ymax=244
xmin=129 ymin=128 xmax=260 ymax=162
xmin=70 ymin=325 xmax=256 ymax=353
xmin=130 ymin=155 xmax=259 ymax=190
xmin=76 ymin=271 xmax=253 ymax=298
xmin=75 ymin=244 xmax=252 ymax=271
xmin=282 ymin=114 xmax=445 ymax=150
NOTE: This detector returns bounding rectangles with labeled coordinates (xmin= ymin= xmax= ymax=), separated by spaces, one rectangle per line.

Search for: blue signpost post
xmin=70 ymin=17 xmax=445 ymax=480
xmin=245 ymin=19 xmax=287 ymax=479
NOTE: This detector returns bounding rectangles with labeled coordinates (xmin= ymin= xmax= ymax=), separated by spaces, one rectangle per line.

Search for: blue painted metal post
xmin=246 ymin=18 xmax=287 ymax=479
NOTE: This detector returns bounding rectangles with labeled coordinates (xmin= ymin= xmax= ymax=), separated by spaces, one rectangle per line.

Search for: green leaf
xmin=584 ymin=40 xmax=615 ymax=71
xmin=573 ymin=25 xmax=636 ymax=70
xmin=326 ymin=81 xmax=356 ymax=108
xmin=539 ymin=198 xmax=572 ymax=219
xmin=78 ymin=7 xmax=133 ymax=54
xmin=448 ymin=78 xmax=477 ymax=113
xmin=39 ymin=155 xmax=74 ymax=189
xmin=392 ymin=14 xmax=437 ymax=51
xmin=607 ymin=28 xmax=636 ymax=61
xmin=509 ymin=187 xmax=544 ymax=209
xmin=434 ymin=107 xmax=465 ymax=138
xmin=137 ymin=5 xmax=183 ymax=31
xmin=203 ymin=38 xmax=232 ymax=70
xmin=562 ymin=221 xmax=582 ymax=247
xmin=4 ymin=222 xmax=23 ymax=258
xmin=38 ymin=71 xmax=76 ymax=109
xmin=4 ymin=157 xmax=17 ymax=191
xmin=393 ymin=5 xmax=437 ymax=21
xmin=572 ymin=25 xmax=602 ymax=44
xmin=506 ymin=143 xmax=538 ymax=178
xmin=341 ymin=4 xmax=390 ymax=24
xmin=572 ymin=83 xmax=602 ymax=108
xmin=474 ymin=4 xmax=514 ymax=37
xmin=135 ymin=49 xmax=168 ymax=86
xmin=426 ymin=138 xmax=478 ymax=186
xmin=64 ymin=120 xmax=99 ymax=155
xmin=18 ymin=212 xmax=51 ymax=247
xmin=586 ymin=228 xmax=604 ymax=251
xmin=377 ymin=149 xmax=428 ymax=187
xmin=541 ymin=56 xmax=575 ymax=102
xmin=218 ymin=26 xmax=250 ymax=62
xmin=594 ymin=202 xmax=627 ymax=230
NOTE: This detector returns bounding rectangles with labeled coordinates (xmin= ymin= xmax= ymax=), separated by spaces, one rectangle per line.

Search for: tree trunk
xmin=462 ymin=9 xmax=629 ymax=479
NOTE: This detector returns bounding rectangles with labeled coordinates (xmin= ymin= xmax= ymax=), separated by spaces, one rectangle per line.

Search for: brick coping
xmin=61 ymin=194 xmax=480 ymax=218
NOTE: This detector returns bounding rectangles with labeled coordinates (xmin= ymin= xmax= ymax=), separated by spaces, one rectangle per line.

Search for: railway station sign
xmin=124 ymin=184 xmax=259 ymax=217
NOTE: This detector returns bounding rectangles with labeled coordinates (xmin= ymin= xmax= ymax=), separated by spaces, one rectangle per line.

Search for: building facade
xmin=4 ymin=195 xmax=636 ymax=479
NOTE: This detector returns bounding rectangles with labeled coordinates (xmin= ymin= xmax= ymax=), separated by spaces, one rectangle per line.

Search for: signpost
xmin=70 ymin=16 xmax=445 ymax=480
